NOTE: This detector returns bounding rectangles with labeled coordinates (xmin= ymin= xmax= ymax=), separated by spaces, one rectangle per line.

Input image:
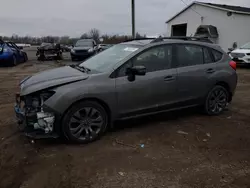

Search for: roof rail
xmin=151 ymin=36 xmax=213 ymax=43
xmin=123 ymin=37 xmax=157 ymax=42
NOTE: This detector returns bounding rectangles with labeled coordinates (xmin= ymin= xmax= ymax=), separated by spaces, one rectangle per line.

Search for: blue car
xmin=0 ymin=40 xmax=28 ymax=66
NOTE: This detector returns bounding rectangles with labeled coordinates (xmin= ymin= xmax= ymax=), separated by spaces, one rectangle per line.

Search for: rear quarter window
xmin=212 ymin=50 xmax=223 ymax=62
xmin=203 ymin=47 xmax=213 ymax=64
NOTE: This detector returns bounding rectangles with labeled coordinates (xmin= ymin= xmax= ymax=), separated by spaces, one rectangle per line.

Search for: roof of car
xmin=121 ymin=37 xmax=223 ymax=52
xmin=122 ymin=37 xmax=213 ymax=46
xmin=121 ymin=38 xmax=157 ymax=46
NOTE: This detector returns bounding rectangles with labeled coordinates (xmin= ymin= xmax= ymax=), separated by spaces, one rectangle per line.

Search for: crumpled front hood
xmin=20 ymin=66 xmax=89 ymax=96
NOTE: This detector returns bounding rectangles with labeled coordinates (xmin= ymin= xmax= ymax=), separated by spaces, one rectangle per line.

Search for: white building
xmin=166 ymin=1 xmax=250 ymax=51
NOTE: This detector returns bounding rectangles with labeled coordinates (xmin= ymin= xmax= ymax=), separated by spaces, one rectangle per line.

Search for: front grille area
xmin=231 ymin=53 xmax=245 ymax=58
xmin=75 ymin=50 xmax=88 ymax=53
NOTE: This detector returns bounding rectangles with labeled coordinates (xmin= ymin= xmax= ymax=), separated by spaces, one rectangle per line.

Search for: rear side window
xmin=203 ymin=48 xmax=213 ymax=64
xmin=176 ymin=45 xmax=203 ymax=67
xmin=212 ymin=50 xmax=223 ymax=62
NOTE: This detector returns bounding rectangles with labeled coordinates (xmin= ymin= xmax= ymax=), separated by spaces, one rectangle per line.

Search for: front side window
xmin=176 ymin=45 xmax=203 ymax=67
xmin=133 ymin=45 xmax=172 ymax=72
xmin=117 ymin=45 xmax=172 ymax=77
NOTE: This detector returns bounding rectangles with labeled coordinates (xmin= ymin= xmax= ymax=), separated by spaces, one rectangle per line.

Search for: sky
xmin=0 ymin=0 xmax=250 ymax=37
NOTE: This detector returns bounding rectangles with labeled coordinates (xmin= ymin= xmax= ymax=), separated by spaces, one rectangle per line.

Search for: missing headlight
xmin=40 ymin=91 xmax=55 ymax=102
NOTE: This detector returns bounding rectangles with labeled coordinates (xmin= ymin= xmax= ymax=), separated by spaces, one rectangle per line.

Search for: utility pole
xmin=131 ymin=0 xmax=135 ymax=38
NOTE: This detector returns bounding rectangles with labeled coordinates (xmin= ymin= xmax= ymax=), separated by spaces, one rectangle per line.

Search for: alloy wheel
xmin=208 ymin=88 xmax=228 ymax=114
xmin=69 ymin=107 xmax=104 ymax=141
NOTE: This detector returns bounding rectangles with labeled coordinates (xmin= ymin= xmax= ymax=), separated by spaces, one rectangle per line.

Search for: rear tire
xmin=62 ymin=101 xmax=108 ymax=144
xmin=204 ymin=85 xmax=229 ymax=115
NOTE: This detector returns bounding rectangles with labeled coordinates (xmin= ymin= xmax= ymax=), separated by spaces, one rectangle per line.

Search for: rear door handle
xmin=206 ymin=68 xmax=215 ymax=74
xmin=164 ymin=75 xmax=175 ymax=81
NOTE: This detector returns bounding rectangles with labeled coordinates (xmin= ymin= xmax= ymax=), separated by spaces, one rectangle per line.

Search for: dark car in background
xmin=70 ymin=39 xmax=98 ymax=61
xmin=0 ymin=40 xmax=28 ymax=66
xmin=36 ymin=43 xmax=63 ymax=61
xmin=15 ymin=37 xmax=237 ymax=144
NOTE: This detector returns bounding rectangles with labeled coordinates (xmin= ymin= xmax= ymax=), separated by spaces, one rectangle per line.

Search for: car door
xmin=175 ymin=44 xmax=217 ymax=105
xmin=115 ymin=44 xmax=178 ymax=118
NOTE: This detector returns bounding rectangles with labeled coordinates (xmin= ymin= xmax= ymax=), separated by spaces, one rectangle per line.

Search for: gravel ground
xmin=0 ymin=49 xmax=250 ymax=188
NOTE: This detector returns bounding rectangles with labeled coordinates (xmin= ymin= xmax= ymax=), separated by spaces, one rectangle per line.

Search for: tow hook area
xmin=34 ymin=112 xmax=55 ymax=134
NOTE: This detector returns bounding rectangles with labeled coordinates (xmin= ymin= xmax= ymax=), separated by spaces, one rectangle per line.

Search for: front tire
xmin=62 ymin=101 xmax=108 ymax=144
xmin=11 ymin=55 xmax=17 ymax=66
xmin=204 ymin=85 xmax=229 ymax=115
xmin=23 ymin=52 xmax=28 ymax=62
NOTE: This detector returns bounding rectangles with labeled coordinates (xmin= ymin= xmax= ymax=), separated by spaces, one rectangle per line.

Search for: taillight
xmin=229 ymin=61 xmax=237 ymax=70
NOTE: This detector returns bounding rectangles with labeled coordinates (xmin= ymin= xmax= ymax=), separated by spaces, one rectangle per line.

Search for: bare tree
xmin=89 ymin=28 xmax=100 ymax=43
xmin=60 ymin=36 xmax=70 ymax=44
xmin=80 ymin=33 xmax=89 ymax=39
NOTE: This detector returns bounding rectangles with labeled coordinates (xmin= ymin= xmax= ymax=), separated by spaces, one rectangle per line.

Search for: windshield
xmin=75 ymin=40 xmax=93 ymax=47
xmin=240 ymin=42 xmax=250 ymax=49
xmin=79 ymin=44 xmax=139 ymax=72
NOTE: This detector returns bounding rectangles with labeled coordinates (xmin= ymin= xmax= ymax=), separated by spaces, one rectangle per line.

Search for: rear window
xmin=212 ymin=50 xmax=223 ymax=62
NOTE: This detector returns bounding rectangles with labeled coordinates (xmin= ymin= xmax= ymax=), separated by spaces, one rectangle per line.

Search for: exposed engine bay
xmin=15 ymin=91 xmax=56 ymax=137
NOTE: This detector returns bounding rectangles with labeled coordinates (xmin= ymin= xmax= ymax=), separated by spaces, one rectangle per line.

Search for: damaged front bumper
xmin=14 ymin=93 xmax=59 ymax=139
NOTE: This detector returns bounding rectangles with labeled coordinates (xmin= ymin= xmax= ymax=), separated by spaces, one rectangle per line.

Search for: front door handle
xmin=164 ymin=75 xmax=175 ymax=81
xmin=206 ymin=68 xmax=215 ymax=74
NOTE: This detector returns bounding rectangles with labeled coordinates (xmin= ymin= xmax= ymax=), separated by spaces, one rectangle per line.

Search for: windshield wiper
xmin=70 ymin=64 xmax=90 ymax=73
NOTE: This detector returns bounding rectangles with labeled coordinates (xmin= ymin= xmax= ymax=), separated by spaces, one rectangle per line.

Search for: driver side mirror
xmin=126 ymin=66 xmax=146 ymax=82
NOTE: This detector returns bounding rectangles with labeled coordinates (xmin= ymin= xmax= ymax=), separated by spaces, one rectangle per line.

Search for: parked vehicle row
xmin=15 ymin=37 xmax=238 ymax=144
xmin=0 ymin=40 xmax=28 ymax=66
xmin=70 ymin=39 xmax=113 ymax=61
xmin=36 ymin=43 xmax=63 ymax=61
xmin=229 ymin=42 xmax=250 ymax=65
xmin=70 ymin=39 xmax=98 ymax=61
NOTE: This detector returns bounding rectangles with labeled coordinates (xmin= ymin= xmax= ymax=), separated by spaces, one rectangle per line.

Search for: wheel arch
xmin=215 ymin=81 xmax=232 ymax=102
xmin=60 ymin=97 xmax=112 ymax=127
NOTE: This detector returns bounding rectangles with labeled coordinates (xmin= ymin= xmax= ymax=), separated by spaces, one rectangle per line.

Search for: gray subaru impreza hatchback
xmin=15 ymin=37 xmax=237 ymax=143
